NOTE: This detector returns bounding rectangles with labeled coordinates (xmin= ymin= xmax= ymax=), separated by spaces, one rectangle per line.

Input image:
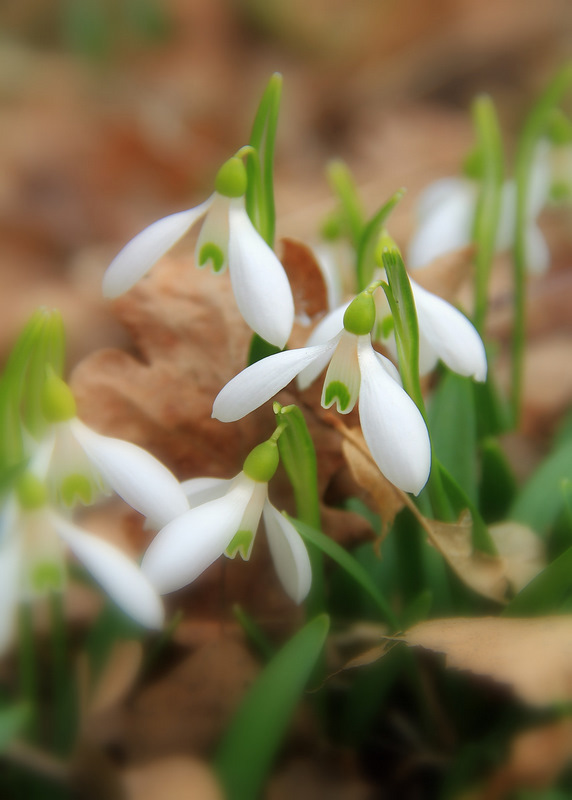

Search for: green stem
xmin=471 ymin=95 xmax=504 ymax=334
xmin=18 ymin=602 xmax=37 ymax=741
xmin=49 ymin=592 xmax=74 ymax=755
xmin=327 ymin=160 xmax=365 ymax=251
xmin=511 ymin=63 xmax=572 ymax=425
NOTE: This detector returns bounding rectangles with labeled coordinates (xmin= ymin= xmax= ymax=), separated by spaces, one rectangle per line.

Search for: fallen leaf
xmin=280 ymin=238 xmax=328 ymax=321
xmin=338 ymin=422 xmax=405 ymax=538
xmin=88 ymin=641 xmax=143 ymax=718
xmin=402 ymin=616 xmax=572 ymax=707
xmin=489 ymin=522 xmax=546 ymax=593
xmin=122 ymin=756 xmax=223 ymax=800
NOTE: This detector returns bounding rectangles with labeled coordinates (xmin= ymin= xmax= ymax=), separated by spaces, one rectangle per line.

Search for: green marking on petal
xmin=32 ymin=561 xmax=65 ymax=594
xmin=60 ymin=473 xmax=94 ymax=507
xmin=324 ymin=381 xmax=351 ymax=412
xmin=226 ymin=530 xmax=254 ymax=560
xmin=199 ymin=243 xmax=225 ymax=272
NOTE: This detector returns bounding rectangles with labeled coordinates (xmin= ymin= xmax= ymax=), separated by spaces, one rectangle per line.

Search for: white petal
xmin=0 ymin=531 xmax=20 ymax=656
xmin=525 ymin=223 xmax=550 ymax=275
xmin=229 ymin=480 xmax=267 ymax=560
xmin=212 ymin=341 xmax=338 ymax=423
xmin=262 ymin=501 xmax=312 ymax=604
xmin=358 ymin=339 xmax=431 ymax=495
xmin=70 ymin=419 xmax=189 ymax=528
xmin=527 ymin=140 xmax=551 ymax=219
xmin=408 ymin=183 xmax=475 ymax=269
xmin=228 ymin=201 xmax=294 ymax=348
xmin=54 ymin=514 xmax=164 ymax=629
xmin=141 ymin=474 xmax=256 ymax=593
xmin=374 ymin=351 xmax=402 ymax=386
xmin=415 ymin=177 xmax=469 ymax=222
xmin=181 ymin=477 xmax=231 ymax=507
xmin=194 ymin=193 xmax=230 ymax=272
xmin=496 ymin=180 xmax=516 ymax=251
xmin=297 ymin=320 xmax=345 ymax=390
xmin=411 ymin=281 xmax=487 ymax=382
xmin=321 ymin=332 xmax=361 ymax=414
xmin=102 ymin=198 xmax=213 ymax=298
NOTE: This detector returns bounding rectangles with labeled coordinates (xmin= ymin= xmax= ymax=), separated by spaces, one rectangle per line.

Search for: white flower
xmin=407 ymin=143 xmax=551 ymax=274
xmin=212 ymin=318 xmax=431 ymax=495
xmin=0 ymin=497 xmax=165 ymax=655
xmin=141 ymin=471 xmax=312 ymax=604
xmin=102 ymin=157 xmax=294 ymax=348
xmin=373 ymin=279 xmax=488 ymax=381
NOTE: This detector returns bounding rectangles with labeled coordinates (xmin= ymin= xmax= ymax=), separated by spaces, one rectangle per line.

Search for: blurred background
xmin=0 ymin=0 xmax=570 ymax=369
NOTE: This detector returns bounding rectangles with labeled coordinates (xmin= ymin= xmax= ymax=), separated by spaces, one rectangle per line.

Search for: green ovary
xmin=226 ymin=530 xmax=254 ymax=560
xmin=199 ymin=243 xmax=225 ymax=272
xmin=324 ymin=381 xmax=351 ymax=412
xmin=61 ymin=473 xmax=94 ymax=506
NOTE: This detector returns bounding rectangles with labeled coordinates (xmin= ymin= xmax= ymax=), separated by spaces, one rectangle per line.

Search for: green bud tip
xmin=214 ymin=157 xmax=248 ymax=198
xmin=42 ymin=371 xmax=76 ymax=423
xmin=16 ymin=473 xmax=47 ymax=510
xmin=243 ymin=440 xmax=279 ymax=483
xmin=343 ymin=291 xmax=376 ymax=336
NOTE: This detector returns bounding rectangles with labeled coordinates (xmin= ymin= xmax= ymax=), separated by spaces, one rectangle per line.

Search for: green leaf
xmin=356 ymin=189 xmax=404 ymax=290
xmin=479 ymin=437 xmax=517 ymax=523
xmin=510 ymin=439 xmax=572 ymax=534
xmin=0 ymin=704 xmax=29 ymax=753
xmin=290 ymin=517 xmax=399 ymax=628
xmin=327 ymin=160 xmax=365 ymax=251
xmin=247 ymin=333 xmax=281 ymax=366
xmin=438 ymin=460 xmax=497 ymax=555
xmin=214 ymin=615 xmax=329 ymax=800
xmin=503 ymin=545 xmax=572 ymax=616
xmin=428 ymin=372 xmax=478 ymax=505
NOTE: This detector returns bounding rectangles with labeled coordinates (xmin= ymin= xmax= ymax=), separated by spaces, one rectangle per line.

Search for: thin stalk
xmin=511 ymin=64 xmax=572 ymax=425
xmin=18 ymin=602 xmax=37 ymax=740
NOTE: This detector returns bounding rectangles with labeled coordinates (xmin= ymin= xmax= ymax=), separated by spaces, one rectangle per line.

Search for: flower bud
xmin=243 ymin=440 xmax=279 ymax=483
xmin=343 ymin=292 xmax=376 ymax=336
xmin=215 ymin=157 xmax=248 ymax=198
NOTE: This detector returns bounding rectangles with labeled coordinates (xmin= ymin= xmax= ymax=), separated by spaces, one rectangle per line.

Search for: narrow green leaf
xmin=503 ymin=545 xmax=572 ymax=616
xmin=214 ymin=614 xmax=329 ymax=800
xmin=437 ymin=460 xmax=497 ymax=555
xmin=0 ymin=704 xmax=29 ymax=753
xmin=327 ymin=160 xmax=365 ymax=250
xmin=247 ymin=334 xmax=281 ymax=366
xmin=510 ymin=439 xmax=572 ymax=534
xmin=479 ymin=437 xmax=517 ymax=523
xmin=356 ymin=189 xmax=404 ymax=290
xmin=290 ymin=516 xmax=399 ymax=628
xmin=428 ymin=372 xmax=478 ymax=505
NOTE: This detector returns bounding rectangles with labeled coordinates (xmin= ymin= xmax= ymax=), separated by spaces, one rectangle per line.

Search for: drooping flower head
xmin=102 ymin=155 xmax=294 ymax=349
xmin=213 ymin=290 xmax=432 ymax=496
xmin=142 ymin=435 xmax=312 ymax=604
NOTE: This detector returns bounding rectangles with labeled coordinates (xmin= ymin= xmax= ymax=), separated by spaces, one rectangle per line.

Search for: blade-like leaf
xmin=214 ymin=614 xmax=329 ymax=800
xmin=510 ymin=439 xmax=572 ymax=534
xmin=503 ymin=545 xmax=572 ymax=617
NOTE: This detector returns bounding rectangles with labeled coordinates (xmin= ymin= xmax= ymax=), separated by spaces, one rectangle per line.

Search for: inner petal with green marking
xmin=225 ymin=529 xmax=255 ymax=560
xmin=198 ymin=243 xmax=225 ymax=272
xmin=321 ymin=331 xmax=362 ymax=414
xmin=194 ymin=193 xmax=230 ymax=274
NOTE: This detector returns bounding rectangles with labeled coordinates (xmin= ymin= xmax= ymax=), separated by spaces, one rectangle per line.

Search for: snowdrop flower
xmin=213 ymin=292 xmax=431 ymax=495
xmin=142 ymin=438 xmax=312 ymax=603
xmin=103 ymin=156 xmax=294 ymax=348
xmin=39 ymin=371 xmax=190 ymax=529
xmin=407 ymin=143 xmax=551 ymax=274
xmin=0 ymin=472 xmax=165 ymax=655
xmin=373 ymin=274 xmax=488 ymax=381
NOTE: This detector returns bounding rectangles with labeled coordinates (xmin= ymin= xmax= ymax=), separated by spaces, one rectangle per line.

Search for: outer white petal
xmin=357 ymin=339 xmax=431 ymax=495
xmin=415 ymin=177 xmax=469 ymax=222
xmin=54 ymin=515 xmax=164 ymax=629
xmin=70 ymin=419 xmax=190 ymax=528
xmin=181 ymin=477 xmax=231 ymax=507
xmin=262 ymin=501 xmax=312 ymax=604
xmin=408 ymin=183 xmax=475 ymax=269
xmin=527 ymin=140 xmax=551 ymax=218
xmin=141 ymin=474 xmax=256 ymax=593
xmin=411 ymin=281 xmax=487 ymax=382
xmin=297 ymin=319 xmax=345 ymax=390
xmin=525 ymin=223 xmax=550 ymax=275
xmin=374 ymin=351 xmax=402 ymax=386
xmin=212 ymin=341 xmax=339 ymax=423
xmin=228 ymin=201 xmax=294 ymax=348
xmin=0 ymin=530 xmax=20 ymax=656
xmin=103 ymin=198 xmax=214 ymax=298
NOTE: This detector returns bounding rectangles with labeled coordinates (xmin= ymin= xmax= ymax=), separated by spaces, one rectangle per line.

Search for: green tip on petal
xmin=16 ymin=473 xmax=47 ymax=510
xmin=199 ymin=243 xmax=225 ymax=272
xmin=215 ymin=157 xmax=248 ymax=198
xmin=60 ymin=473 xmax=94 ymax=507
xmin=41 ymin=371 xmax=76 ymax=423
xmin=226 ymin=530 xmax=254 ymax=560
xmin=32 ymin=561 xmax=65 ymax=594
xmin=243 ymin=440 xmax=279 ymax=483
xmin=343 ymin=292 xmax=376 ymax=336
xmin=324 ymin=380 xmax=351 ymax=412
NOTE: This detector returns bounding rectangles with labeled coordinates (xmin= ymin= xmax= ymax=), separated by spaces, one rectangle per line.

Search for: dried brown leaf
xmin=403 ymin=616 xmax=572 ymax=707
xmin=280 ymin=238 xmax=328 ymax=321
xmin=122 ymin=756 xmax=223 ymax=800
xmin=489 ymin=521 xmax=546 ymax=593
xmin=88 ymin=641 xmax=143 ymax=718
